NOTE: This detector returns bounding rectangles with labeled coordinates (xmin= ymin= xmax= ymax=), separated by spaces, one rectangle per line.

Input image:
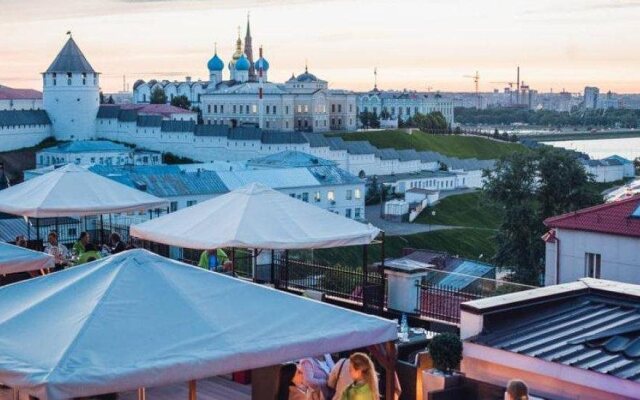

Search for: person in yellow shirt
xmin=198 ymin=248 xmax=230 ymax=272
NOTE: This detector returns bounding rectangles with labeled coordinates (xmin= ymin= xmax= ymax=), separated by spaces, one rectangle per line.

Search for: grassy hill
xmin=312 ymin=228 xmax=496 ymax=269
xmin=332 ymin=130 xmax=526 ymax=160
xmin=414 ymin=191 xmax=503 ymax=229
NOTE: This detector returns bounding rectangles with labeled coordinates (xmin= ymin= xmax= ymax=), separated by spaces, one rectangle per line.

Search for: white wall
xmin=0 ymin=124 xmax=51 ymax=152
xmin=545 ymin=229 xmax=640 ymax=285
xmin=0 ymin=99 xmax=43 ymax=111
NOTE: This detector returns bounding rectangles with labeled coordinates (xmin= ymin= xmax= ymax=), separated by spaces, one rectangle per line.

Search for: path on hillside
xmin=365 ymin=188 xmax=480 ymax=236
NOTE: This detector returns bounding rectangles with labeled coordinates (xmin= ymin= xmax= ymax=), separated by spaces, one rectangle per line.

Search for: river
xmin=542 ymin=137 xmax=640 ymax=160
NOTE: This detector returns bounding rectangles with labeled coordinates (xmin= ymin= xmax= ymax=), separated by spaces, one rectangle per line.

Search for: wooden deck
xmin=1 ymin=377 xmax=251 ymax=400
xmin=119 ymin=377 xmax=251 ymax=400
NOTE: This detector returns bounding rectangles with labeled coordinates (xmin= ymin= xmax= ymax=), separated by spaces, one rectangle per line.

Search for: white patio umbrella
xmin=0 ymin=164 xmax=169 ymax=218
xmin=130 ymin=182 xmax=381 ymax=250
xmin=0 ymin=242 xmax=54 ymax=274
xmin=0 ymin=249 xmax=397 ymax=399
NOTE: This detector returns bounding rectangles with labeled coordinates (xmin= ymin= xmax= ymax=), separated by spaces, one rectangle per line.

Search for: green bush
xmin=428 ymin=333 xmax=462 ymax=373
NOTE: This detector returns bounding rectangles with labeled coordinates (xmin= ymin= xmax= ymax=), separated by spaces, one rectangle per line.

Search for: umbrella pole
xmin=100 ymin=215 xmax=105 ymax=246
xmin=26 ymin=217 xmax=30 ymax=241
xmin=189 ymin=380 xmax=197 ymax=400
xmin=252 ymin=248 xmax=257 ymax=282
xmin=362 ymin=244 xmax=369 ymax=311
xmin=137 ymin=388 xmax=146 ymax=400
xmin=231 ymin=248 xmax=236 ymax=275
xmin=270 ymin=249 xmax=275 ymax=285
xmin=36 ymin=218 xmax=40 ymax=242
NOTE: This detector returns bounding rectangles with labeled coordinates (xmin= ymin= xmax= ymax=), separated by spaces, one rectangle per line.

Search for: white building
xmin=36 ymin=140 xmax=161 ymax=168
xmin=580 ymin=158 xmax=626 ymax=183
xmin=85 ymin=152 xmax=366 ymax=219
xmin=133 ymin=18 xmax=357 ymax=133
xmin=543 ymin=195 xmax=640 ymax=286
xmin=42 ymin=36 xmax=100 ymax=141
xmin=357 ymin=89 xmax=454 ymax=127
xmin=0 ymin=85 xmax=43 ymax=111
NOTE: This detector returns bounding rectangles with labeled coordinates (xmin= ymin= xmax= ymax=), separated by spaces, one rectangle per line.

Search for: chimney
xmin=186 ymin=76 xmax=192 ymax=83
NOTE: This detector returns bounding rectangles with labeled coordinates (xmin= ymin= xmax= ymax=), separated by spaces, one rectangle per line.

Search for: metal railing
xmin=417 ymin=283 xmax=482 ymax=324
xmin=273 ymin=254 xmax=385 ymax=312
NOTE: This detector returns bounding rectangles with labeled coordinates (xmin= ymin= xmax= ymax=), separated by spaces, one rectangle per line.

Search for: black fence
xmin=273 ymin=254 xmax=385 ymax=313
xmin=417 ymin=283 xmax=483 ymax=324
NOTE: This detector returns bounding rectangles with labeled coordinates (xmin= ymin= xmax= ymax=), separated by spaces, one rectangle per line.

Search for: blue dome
xmin=235 ymin=54 xmax=250 ymax=71
xmin=255 ymin=57 xmax=270 ymax=71
xmin=207 ymin=54 xmax=224 ymax=71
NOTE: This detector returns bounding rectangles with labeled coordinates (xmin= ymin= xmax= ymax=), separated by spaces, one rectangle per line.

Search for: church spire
xmin=244 ymin=12 xmax=256 ymax=81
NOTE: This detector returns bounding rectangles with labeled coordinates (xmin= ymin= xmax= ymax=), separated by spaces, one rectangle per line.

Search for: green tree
xmin=191 ymin=106 xmax=203 ymax=124
xmin=484 ymin=151 xmax=541 ymax=285
xmin=150 ymin=87 xmax=167 ymax=104
xmin=170 ymin=95 xmax=191 ymax=110
xmin=484 ymin=148 xmax=601 ymax=285
xmin=414 ymin=111 xmax=448 ymax=134
xmin=107 ymin=95 xmax=115 ymax=104
xmin=536 ymin=147 xmax=600 ymax=220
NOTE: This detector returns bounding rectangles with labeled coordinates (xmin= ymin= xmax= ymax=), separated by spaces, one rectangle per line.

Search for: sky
xmin=1 ymin=0 xmax=640 ymax=94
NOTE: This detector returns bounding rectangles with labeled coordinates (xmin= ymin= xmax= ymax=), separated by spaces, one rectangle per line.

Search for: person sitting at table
xmin=77 ymin=243 xmax=102 ymax=265
xmin=107 ymin=232 xmax=126 ymax=254
xmin=44 ymin=231 xmax=69 ymax=270
xmin=277 ymin=363 xmax=323 ymax=400
xmin=198 ymin=248 xmax=229 ymax=272
xmin=15 ymin=235 xmax=27 ymax=248
xmin=329 ymin=357 xmax=352 ymax=400
xmin=72 ymin=231 xmax=91 ymax=255
xmin=341 ymin=353 xmax=379 ymax=400
xmin=298 ymin=354 xmax=335 ymax=399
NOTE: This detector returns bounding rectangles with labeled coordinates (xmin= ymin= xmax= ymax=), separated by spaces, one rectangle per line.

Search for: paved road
xmin=364 ymin=189 xmax=482 ymax=236
xmin=365 ymin=204 xmax=460 ymax=236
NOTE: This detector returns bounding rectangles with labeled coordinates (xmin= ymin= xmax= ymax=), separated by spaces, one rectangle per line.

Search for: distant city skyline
xmin=1 ymin=0 xmax=640 ymax=93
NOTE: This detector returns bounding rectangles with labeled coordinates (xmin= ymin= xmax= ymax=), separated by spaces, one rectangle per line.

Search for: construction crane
xmin=463 ymin=71 xmax=481 ymax=108
xmin=490 ymin=81 xmax=516 ymax=90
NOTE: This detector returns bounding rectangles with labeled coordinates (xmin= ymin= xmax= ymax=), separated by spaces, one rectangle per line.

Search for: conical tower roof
xmin=46 ymin=37 xmax=96 ymax=73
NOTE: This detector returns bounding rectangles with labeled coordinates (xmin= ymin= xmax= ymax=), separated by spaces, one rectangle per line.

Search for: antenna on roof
xmin=305 ymin=58 xmax=308 ymax=73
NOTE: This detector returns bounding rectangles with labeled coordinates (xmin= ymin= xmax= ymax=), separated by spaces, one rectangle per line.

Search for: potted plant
xmin=422 ymin=333 xmax=463 ymax=393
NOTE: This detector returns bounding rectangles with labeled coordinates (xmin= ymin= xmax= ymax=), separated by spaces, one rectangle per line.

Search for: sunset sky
xmin=1 ymin=0 xmax=639 ymax=94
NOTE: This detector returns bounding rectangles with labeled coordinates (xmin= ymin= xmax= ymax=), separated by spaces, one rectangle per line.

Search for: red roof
xmin=0 ymin=85 xmax=42 ymax=100
xmin=544 ymin=195 xmax=640 ymax=238
xmin=121 ymin=103 xmax=194 ymax=117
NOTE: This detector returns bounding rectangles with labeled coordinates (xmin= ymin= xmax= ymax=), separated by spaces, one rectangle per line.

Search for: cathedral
xmin=132 ymin=17 xmax=358 ymax=133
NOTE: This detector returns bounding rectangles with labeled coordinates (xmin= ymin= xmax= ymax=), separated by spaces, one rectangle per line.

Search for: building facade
xmin=357 ymin=89 xmax=455 ymax=126
xmin=132 ymin=18 xmax=357 ymax=133
xmin=543 ymin=195 xmax=640 ymax=286
xmin=36 ymin=140 xmax=161 ymax=168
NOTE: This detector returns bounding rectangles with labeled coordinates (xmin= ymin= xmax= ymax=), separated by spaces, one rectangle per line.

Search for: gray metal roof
xmin=41 ymin=141 xmax=130 ymax=154
xmin=396 ymin=149 xmax=421 ymax=162
xmin=45 ymin=38 xmax=96 ymax=74
xmin=0 ymin=110 xmax=51 ymax=127
xmin=247 ymin=151 xmax=336 ymax=168
xmin=308 ymin=165 xmax=363 ymax=186
xmin=262 ymin=131 xmax=307 ymax=144
xmin=376 ymin=148 xmax=400 ymax=161
xmin=228 ymin=126 xmax=262 ymax=141
xmin=97 ymin=105 xmax=121 ymax=119
xmin=471 ymin=294 xmax=640 ymax=382
xmin=194 ymin=125 xmax=229 ymax=137
xmin=342 ymin=141 xmax=377 ymax=155
xmin=89 ymin=165 xmax=228 ymax=198
xmin=326 ymin=137 xmax=347 ymax=151
xmin=136 ymin=115 xmax=162 ymax=128
xmin=302 ymin=132 xmax=331 ymax=148
xmin=161 ymin=120 xmax=196 ymax=133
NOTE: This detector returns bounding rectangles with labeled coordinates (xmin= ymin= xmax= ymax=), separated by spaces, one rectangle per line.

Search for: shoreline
xmin=518 ymin=130 xmax=640 ymax=142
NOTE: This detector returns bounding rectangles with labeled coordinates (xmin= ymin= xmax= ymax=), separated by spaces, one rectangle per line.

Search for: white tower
xmin=42 ymin=34 xmax=100 ymax=141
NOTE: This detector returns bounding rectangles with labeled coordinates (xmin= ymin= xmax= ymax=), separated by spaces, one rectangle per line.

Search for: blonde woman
xmin=341 ymin=353 xmax=379 ymax=400
xmin=505 ymin=379 xmax=529 ymax=400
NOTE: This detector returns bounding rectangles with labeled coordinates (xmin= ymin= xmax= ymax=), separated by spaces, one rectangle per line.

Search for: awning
xmin=0 ymin=164 xmax=169 ymax=218
xmin=0 ymin=249 xmax=397 ymax=399
xmin=0 ymin=242 xmax=54 ymax=274
xmin=131 ymin=182 xmax=380 ymax=250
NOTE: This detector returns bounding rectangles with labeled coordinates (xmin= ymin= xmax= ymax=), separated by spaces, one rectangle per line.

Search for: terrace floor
xmin=119 ymin=377 xmax=251 ymax=400
xmin=0 ymin=377 xmax=251 ymax=400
